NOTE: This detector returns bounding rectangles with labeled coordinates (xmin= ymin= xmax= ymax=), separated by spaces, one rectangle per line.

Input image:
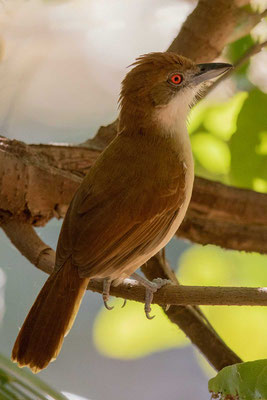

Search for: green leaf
xmin=229 ymin=89 xmax=267 ymax=192
xmin=178 ymin=245 xmax=267 ymax=362
xmin=188 ymin=92 xmax=248 ymax=181
xmin=202 ymin=92 xmax=248 ymax=141
xmin=191 ymin=132 xmax=231 ymax=175
xmin=227 ymin=35 xmax=255 ymax=89
xmin=93 ymin=299 xmax=187 ymax=359
xmin=209 ymin=359 xmax=267 ymax=400
xmin=188 ymin=92 xmax=248 ymax=139
xmin=188 ymin=101 xmax=208 ymax=134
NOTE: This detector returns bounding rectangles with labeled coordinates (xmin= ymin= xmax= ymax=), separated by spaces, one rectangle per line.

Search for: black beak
xmin=192 ymin=62 xmax=233 ymax=85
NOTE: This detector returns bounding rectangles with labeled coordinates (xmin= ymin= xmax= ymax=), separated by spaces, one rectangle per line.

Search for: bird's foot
xmin=131 ymin=273 xmax=170 ymax=319
xmin=102 ymin=278 xmax=127 ymax=310
xmin=102 ymin=278 xmax=114 ymax=310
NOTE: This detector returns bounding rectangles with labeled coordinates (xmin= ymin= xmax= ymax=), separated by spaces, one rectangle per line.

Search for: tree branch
xmin=1 ymin=136 xmax=267 ymax=253
xmin=5 ymin=220 xmax=266 ymax=307
xmin=168 ymin=0 xmax=252 ymax=61
xmin=205 ymin=38 xmax=267 ymax=95
xmin=3 ymin=221 xmax=265 ymax=307
xmin=1 ymin=219 xmax=54 ymax=275
xmin=88 ymin=280 xmax=267 ymax=306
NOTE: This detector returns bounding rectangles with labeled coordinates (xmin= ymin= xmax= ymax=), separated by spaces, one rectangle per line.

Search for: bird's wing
xmin=55 ymin=133 xmax=186 ymax=279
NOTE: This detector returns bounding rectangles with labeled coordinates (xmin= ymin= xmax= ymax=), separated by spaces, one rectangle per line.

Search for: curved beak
xmin=192 ymin=62 xmax=233 ymax=85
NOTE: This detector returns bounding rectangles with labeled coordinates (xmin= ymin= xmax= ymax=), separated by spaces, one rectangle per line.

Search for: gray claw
xmin=103 ymin=300 xmax=114 ymax=311
xmin=102 ymin=279 xmax=114 ymax=310
xmin=131 ymin=273 xmax=171 ymax=320
xmin=145 ymin=309 xmax=155 ymax=320
xmin=121 ymin=299 xmax=127 ymax=308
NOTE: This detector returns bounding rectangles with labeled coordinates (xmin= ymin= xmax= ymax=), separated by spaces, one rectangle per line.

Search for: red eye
xmin=170 ymin=74 xmax=183 ymax=85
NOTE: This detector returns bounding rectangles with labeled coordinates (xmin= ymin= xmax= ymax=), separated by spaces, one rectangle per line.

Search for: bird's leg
xmin=131 ymin=273 xmax=170 ymax=319
xmin=102 ymin=278 xmax=114 ymax=310
xmin=102 ymin=278 xmax=127 ymax=309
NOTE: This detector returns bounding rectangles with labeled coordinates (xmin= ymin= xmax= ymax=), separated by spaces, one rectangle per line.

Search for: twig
xmin=234 ymin=39 xmax=267 ymax=69
xmin=205 ymin=39 xmax=267 ymax=95
xmin=1 ymin=219 xmax=55 ymax=274
xmin=229 ymin=8 xmax=267 ymax=43
xmin=89 ymin=279 xmax=267 ymax=307
xmin=3 ymin=220 xmax=267 ymax=307
xmin=141 ymin=252 xmax=242 ymax=371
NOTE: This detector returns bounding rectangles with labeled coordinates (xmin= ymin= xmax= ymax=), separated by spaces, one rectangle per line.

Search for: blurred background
xmin=0 ymin=0 xmax=267 ymax=399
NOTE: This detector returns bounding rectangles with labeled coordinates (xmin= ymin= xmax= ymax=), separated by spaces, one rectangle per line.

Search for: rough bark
xmin=1 ymin=136 xmax=267 ymax=253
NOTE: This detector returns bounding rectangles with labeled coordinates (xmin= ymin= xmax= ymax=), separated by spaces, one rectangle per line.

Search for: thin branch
xmin=229 ymin=8 xmax=267 ymax=43
xmin=2 ymin=219 xmax=243 ymax=371
xmin=234 ymin=39 xmax=267 ymax=69
xmin=89 ymin=279 xmax=267 ymax=307
xmin=4 ymin=220 xmax=265 ymax=307
xmin=205 ymin=39 xmax=267 ymax=95
xmin=141 ymin=246 xmax=242 ymax=371
xmin=1 ymin=219 xmax=55 ymax=274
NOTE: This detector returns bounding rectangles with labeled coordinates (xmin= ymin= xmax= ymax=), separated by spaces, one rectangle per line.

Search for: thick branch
xmin=141 ymin=254 xmax=242 ymax=370
xmin=168 ymin=0 xmax=251 ymax=61
xmin=1 ymin=136 xmax=267 ymax=253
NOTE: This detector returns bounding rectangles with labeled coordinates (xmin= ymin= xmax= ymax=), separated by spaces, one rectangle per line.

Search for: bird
xmin=11 ymin=52 xmax=232 ymax=373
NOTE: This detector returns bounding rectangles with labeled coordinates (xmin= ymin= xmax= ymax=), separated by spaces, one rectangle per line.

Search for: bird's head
xmin=119 ymin=52 xmax=232 ymax=134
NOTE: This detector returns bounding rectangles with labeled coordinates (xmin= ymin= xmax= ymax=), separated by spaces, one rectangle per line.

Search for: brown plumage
xmin=12 ymin=258 xmax=89 ymax=373
xmin=11 ymin=52 xmax=231 ymax=372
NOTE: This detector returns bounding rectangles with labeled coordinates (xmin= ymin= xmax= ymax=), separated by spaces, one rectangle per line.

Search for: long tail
xmin=12 ymin=258 xmax=89 ymax=373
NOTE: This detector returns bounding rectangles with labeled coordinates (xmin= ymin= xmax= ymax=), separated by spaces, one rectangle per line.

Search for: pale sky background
xmin=0 ymin=0 xmax=194 ymax=143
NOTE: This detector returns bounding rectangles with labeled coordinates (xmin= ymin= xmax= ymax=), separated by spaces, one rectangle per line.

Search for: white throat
xmin=154 ymin=88 xmax=195 ymax=136
xmin=153 ymin=87 xmax=195 ymax=187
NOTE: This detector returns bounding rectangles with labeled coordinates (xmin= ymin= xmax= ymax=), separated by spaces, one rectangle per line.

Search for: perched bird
xmin=12 ymin=52 xmax=231 ymax=373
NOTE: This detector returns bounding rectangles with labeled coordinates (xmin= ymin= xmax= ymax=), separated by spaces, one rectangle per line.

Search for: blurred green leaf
xmin=209 ymin=359 xmax=267 ymax=400
xmin=229 ymin=89 xmax=267 ymax=192
xmin=188 ymin=101 xmax=208 ymax=134
xmin=253 ymin=178 xmax=267 ymax=193
xmin=191 ymin=132 xmax=231 ymax=175
xmin=188 ymin=92 xmax=248 ymax=181
xmin=203 ymin=92 xmax=248 ymax=141
xmin=255 ymin=131 xmax=267 ymax=155
xmin=94 ymin=244 xmax=267 ymax=362
xmin=228 ymin=35 xmax=255 ymax=89
xmin=178 ymin=245 xmax=267 ymax=361
xmin=93 ymin=299 xmax=187 ymax=359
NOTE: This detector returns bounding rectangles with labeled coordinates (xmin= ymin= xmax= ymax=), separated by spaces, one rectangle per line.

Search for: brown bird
xmin=12 ymin=52 xmax=231 ymax=373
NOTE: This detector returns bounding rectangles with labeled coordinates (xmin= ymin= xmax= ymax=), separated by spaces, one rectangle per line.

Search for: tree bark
xmin=1 ymin=136 xmax=267 ymax=253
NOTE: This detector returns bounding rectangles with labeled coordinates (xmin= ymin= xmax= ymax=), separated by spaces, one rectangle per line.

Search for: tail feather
xmin=12 ymin=258 xmax=89 ymax=373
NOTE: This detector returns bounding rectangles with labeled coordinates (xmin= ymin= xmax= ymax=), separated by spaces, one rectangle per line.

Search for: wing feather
xmin=55 ymin=133 xmax=186 ymax=279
